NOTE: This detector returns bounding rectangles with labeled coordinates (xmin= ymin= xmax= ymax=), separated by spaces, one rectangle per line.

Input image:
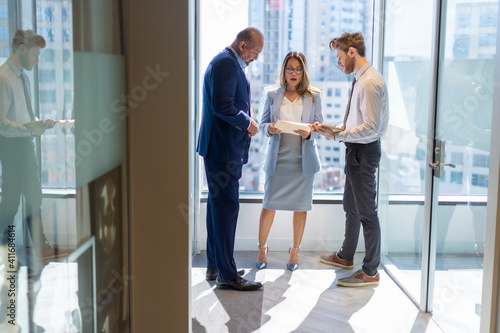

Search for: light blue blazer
xmin=260 ymin=87 xmax=324 ymax=176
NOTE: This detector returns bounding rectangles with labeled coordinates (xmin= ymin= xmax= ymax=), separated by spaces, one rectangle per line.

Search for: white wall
xmin=197 ymin=201 xmax=485 ymax=254
xmin=197 ymin=201 xmax=347 ymax=253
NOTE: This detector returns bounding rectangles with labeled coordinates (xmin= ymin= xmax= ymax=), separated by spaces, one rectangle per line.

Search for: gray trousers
xmin=338 ymin=140 xmax=381 ymax=276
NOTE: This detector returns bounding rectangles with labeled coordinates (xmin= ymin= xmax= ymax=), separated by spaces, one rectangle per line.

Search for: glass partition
xmin=379 ymin=0 xmax=435 ymax=305
xmin=379 ymin=0 xmax=496 ymax=331
xmin=0 ymin=1 xmax=130 ymax=332
xmin=429 ymin=1 xmax=495 ymax=331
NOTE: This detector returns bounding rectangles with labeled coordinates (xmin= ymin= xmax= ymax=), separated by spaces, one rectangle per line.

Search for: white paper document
xmin=275 ymin=120 xmax=311 ymax=135
xmin=321 ymin=124 xmax=343 ymax=133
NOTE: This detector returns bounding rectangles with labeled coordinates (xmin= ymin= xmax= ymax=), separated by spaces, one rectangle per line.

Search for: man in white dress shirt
xmin=312 ymin=32 xmax=389 ymax=287
xmin=0 ymin=29 xmax=65 ymax=264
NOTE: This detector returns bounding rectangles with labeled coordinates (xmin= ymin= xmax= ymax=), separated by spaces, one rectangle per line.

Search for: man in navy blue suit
xmin=197 ymin=27 xmax=264 ymax=291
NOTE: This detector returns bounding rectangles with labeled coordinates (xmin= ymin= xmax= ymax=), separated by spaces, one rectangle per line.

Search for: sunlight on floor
xmin=191 ymin=251 xmax=446 ymax=333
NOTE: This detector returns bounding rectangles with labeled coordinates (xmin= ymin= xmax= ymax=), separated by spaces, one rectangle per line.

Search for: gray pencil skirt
xmin=262 ymin=133 xmax=314 ymax=211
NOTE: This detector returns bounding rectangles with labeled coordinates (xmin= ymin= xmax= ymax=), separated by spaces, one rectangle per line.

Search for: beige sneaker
xmin=336 ymin=269 xmax=380 ymax=287
xmin=319 ymin=252 xmax=354 ymax=269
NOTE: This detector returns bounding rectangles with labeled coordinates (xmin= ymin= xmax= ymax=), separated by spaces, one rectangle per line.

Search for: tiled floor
xmin=192 ymin=251 xmax=446 ymax=333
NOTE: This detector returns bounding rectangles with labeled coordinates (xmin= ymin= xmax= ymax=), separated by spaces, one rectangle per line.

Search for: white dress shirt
xmin=0 ymin=59 xmax=33 ymax=137
xmin=280 ymin=96 xmax=303 ymax=122
xmin=336 ymin=62 xmax=389 ymax=144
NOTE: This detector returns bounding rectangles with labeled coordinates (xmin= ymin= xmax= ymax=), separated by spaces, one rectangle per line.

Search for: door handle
xmin=428 ymin=162 xmax=456 ymax=170
xmin=429 ymin=140 xmax=455 ymax=178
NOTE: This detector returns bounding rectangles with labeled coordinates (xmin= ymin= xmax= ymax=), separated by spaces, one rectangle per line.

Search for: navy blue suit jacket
xmin=197 ymin=47 xmax=252 ymax=165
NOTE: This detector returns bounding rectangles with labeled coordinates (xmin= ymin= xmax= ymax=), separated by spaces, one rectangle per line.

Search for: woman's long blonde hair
xmin=277 ymin=51 xmax=322 ymax=101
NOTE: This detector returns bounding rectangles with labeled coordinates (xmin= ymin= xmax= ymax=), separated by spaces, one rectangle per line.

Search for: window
xmin=63 ymin=69 xmax=71 ymax=83
xmin=201 ymin=0 xmax=374 ymax=194
xmin=473 ymin=154 xmax=489 ymax=168
xmin=63 ymin=49 xmax=71 ymax=62
xmin=39 ymin=69 xmax=55 ymax=83
xmin=450 ymin=171 xmax=463 ymax=184
xmin=454 ymin=34 xmax=470 ymax=59
xmin=39 ymin=89 xmax=56 ymax=103
xmin=0 ymin=25 xmax=7 ymax=40
xmin=62 ymin=7 xmax=70 ymax=22
xmin=456 ymin=13 xmax=470 ymax=28
xmin=41 ymin=48 xmax=55 ymax=62
xmin=480 ymin=12 xmax=497 ymax=27
xmin=479 ymin=33 xmax=496 ymax=48
xmin=37 ymin=6 xmax=54 ymax=22
xmin=63 ymin=29 xmax=71 ymax=42
xmin=0 ymin=4 xmax=7 ymax=19
xmin=472 ymin=174 xmax=488 ymax=187
xmin=39 ymin=28 xmax=55 ymax=42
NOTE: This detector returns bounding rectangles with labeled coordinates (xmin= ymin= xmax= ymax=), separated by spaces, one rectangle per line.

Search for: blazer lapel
xmin=225 ymin=47 xmax=250 ymax=114
xmin=273 ymin=87 xmax=285 ymax=122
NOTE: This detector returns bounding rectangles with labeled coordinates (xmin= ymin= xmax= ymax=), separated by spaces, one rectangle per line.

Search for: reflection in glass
xmin=380 ymin=0 xmax=495 ymax=331
xmin=431 ymin=1 xmax=495 ymax=331
xmin=379 ymin=0 xmax=435 ymax=305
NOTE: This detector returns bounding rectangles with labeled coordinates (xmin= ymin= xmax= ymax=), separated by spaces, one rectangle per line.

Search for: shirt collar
xmin=6 ymin=58 xmax=22 ymax=77
xmin=355 ymin=62 xmax=371 ymax=81
xmin=229 ymin=46 xmax=247 ymax=71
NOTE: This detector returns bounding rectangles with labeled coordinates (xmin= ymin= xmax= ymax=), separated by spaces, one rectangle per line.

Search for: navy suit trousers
xmin=203 ymin=158 xmax=243 ymax=281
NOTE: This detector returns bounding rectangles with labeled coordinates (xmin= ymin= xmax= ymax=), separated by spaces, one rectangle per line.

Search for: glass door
xmin=380 ymin=0 xmax=496 ymax=331
xmin=379 ymin=0 xmax=436 ymax=307
xmin=427 ymin=0 xmax=496 ymax=331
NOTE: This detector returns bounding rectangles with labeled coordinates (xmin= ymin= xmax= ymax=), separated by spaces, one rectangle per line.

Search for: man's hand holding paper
xmin=311 ymin=121 xmax=341 ymax=139
xmin=275 ymin=119 xmax=312 ymax=136
xmin=24 ymin=119 xmax=56 ymax=136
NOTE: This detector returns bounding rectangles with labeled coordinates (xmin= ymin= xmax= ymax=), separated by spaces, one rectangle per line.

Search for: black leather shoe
xmin=206 ymin=268 xmax=245 ymax=281
xmin=216 ymin=275 xmax=262 ymax=291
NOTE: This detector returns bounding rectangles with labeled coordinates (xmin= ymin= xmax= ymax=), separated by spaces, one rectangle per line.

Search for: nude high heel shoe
xmin=256 ymin=243 xmax=268 ymax=269
xmin=287 ymin=244 xmax=300 ymax=271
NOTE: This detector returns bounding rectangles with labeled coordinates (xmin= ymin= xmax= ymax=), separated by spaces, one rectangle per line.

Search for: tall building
xmin=0 ymin=0 xmax=12 ymax=58
xmin=37 ymin=0 xmax=75 ymax=189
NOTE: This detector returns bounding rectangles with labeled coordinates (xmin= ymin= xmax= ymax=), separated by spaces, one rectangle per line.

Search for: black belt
xmin=344 ymin=139 xmax=380 ymax=147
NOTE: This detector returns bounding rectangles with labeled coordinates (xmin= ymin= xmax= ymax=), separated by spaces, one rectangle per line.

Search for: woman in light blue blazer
xmin=256 ymin=51 xmax=323 ymax=271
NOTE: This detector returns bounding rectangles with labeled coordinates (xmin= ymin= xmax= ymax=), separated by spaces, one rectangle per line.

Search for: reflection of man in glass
xmin=0 ymin=30 xmax=66 ymax=261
